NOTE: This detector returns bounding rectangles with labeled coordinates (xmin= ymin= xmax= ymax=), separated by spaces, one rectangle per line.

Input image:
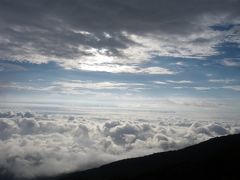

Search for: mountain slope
xmin=45 ymin=133 xmax=240 ymax=180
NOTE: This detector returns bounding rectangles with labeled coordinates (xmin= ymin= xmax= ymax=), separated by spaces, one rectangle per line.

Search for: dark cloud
xmin=1 ymin=0 xmax=239 ymax=33
xmin=0 ymin=0 xmax=239 ymax=71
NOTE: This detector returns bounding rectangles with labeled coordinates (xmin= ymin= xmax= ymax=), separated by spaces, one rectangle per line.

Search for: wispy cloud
xmin=72 ymin=64 xmax=176 ymax=74
xmin=208 ymin=79 xmax=236 ymax=84
xmin=0 ymin=80 xmax=148 ymax=95
xmin=223 ymin=85 xmax=240 ymax=92
xmin=153 ymin=80 xmax=192 ymax=85
xmin=153 ymin=81 xmax=168 ymax=85
xmin=221 ymin=58 xmax=240 ymax=67
xmin=174 ymin=85 xmax=240 ymax=92
xmin=166 ymin=80 xmax=193 ymax=84
xmin=52 ymin=80 xmax=146 ymax=90
xmin=192 ymin=87 xmax=212 ymax=91
xmin=0 ymin=63 xmax=27 ymax=72
xmin=175 ymin=62 xmax=184 ymax=66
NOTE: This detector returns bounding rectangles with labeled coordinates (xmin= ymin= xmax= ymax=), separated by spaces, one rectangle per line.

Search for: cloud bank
xmin=0 ymin=111 xmax=239 ymax=178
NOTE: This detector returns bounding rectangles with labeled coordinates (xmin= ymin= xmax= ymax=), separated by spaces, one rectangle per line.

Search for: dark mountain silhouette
xmin=1 ymin=134 xmax=240 ymax=180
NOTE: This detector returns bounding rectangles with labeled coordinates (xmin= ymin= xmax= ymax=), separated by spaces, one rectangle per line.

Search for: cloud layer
xmin=0 ymin=0 xmax=240 ymax=73
xmin=0 ymin=110 xmax=239 ymax=178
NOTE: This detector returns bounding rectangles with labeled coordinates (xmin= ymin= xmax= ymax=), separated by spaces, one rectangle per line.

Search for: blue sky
xmin=0 ymin=0 xmax=240 ymax=111
xmin=1 ymin=41 xmax=240 ymax=111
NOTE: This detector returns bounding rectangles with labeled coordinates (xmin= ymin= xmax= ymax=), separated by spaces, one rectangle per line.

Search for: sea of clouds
xmin=0 ymin=110 xmax=240 ymax=178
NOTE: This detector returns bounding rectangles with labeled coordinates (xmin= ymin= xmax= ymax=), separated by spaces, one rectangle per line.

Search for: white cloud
xmin=221 ymin=58 xmax=240 ymax=67
xmin=187 ymin=85 xmax=240 ymax=92
xmin=166 ymin=80 xmax=193 ymax=84
xmin=153 ymin=81 xmax=168 ymax=85
xmin=175 ymin=62 xmax=184 ymax=66
xmin=48 ymin=80 xmax=150 ymax=96
xmin=171 ymin=85 xmax=240 ymax=93
xmin=0 ymin=110 xmax=239 ymax=178
xmin=52 ymin=80 xmax=145 ymax=90
xmin=64 ymin=62 xmax=175 ymax=75
xmin=0 ymin=80 xmax=148 ymax=96
xmin=137 ymin=67 xmax=175 ymax=75
xmin=223 ymin=85 xmax=240 ymax=92
xmin=153 ymin=80 xmax=192 ymax=85
xmin=121 ymin=30 xmax=223 ymax=61
xmin=208 ymin=79 xmax=236 ymax=83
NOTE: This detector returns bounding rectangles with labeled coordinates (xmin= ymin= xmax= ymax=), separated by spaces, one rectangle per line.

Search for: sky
xmin=0 ymin=0 xmax=240 ymax=178
xmin=0 ymin=0 xmax=240 ymax=112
